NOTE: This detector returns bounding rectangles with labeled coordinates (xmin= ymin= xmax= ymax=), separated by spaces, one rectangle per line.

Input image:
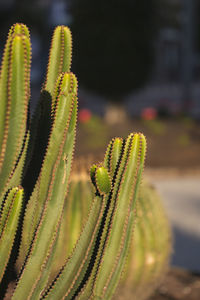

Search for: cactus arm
xmin=16 ymin=73 xmax=77 ymax=269
xmin=124 ymin=216 xmax=146 ymax=290
xmin=8 ymin=23 xmax=30 ymax=38
xmin=0 ymin=187 xmax=23 ymax=282
xmin=28 ymin=178 xmax=90 ymax=299
xmin=0 ymin=25 xmax=31 ymax=199
xmin=78 ymin=133 xmax=146 ymax=299
xmin=79 ymin=134 xmax=137 ymax=298
xmin=42 ymin=175 xmax=94 ymax=288
xmin=4 ymin=131 xmax=30 ymax=194
xmin=44 ymin=26 xmax=72 ymax=96
xmin=93 ymin=134 xmax=146 ymax=299
xmin=101 ymin=210 xmax=135 ymax=299
xmin=28 ymin=220 xmax=63 ymax=300
xmin=51 ymin=71 xmax=78 ymax=115
xmin=41 ymin=194 xmax=105 ymax=299
xmin=66 ymin=181 xmax=84 ymax=253
xmin=106 ymin=137 xmax=123 ymax=177
xmin=0 ymin=131 xmax=29 ymax=207
xmin=12 ymin=102 xmax=77 ymax=299
xmin=12 ymin=75 xmax=77 ymax=299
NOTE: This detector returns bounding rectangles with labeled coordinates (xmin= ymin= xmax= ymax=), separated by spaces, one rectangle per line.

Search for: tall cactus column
xmin=12 ymin=26 xmax=78 ymax=299
xmin=0 ymin=24 xmax=31 ymax=201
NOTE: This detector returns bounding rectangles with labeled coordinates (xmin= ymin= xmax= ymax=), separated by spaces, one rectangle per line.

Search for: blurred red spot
xmin=79 ymin=109 xmax=92 ymax=123
xmin=141 ymin=107 xmax=157 ymax=120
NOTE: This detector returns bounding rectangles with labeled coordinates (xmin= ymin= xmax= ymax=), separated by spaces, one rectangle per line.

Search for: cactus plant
xmin=53 ymin=163 xmax=171 ymax=300
xmin=116 ymin=181 xmax=171 ymax=300
xmin=0 ymin=23 xmax=147 ymax=299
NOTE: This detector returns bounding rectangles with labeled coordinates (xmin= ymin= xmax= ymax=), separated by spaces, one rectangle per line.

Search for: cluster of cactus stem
xmin=57 ymin=162 xmax=171 ymax=300
xmin=0 ymin=23 xmax=149 ymax=299
xmin=0 ymin=23 xmax=172 ymax=300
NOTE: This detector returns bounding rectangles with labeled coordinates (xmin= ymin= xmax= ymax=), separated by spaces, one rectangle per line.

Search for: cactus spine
xmin=0 ymin=23 xmax=148 ymax=299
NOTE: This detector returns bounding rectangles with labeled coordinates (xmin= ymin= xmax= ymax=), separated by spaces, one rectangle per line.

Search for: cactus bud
xmin=95 ymin=166 xmax=111 ymax=195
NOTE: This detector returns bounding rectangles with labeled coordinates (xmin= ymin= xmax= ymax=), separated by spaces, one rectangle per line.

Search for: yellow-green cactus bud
xmin=95 ymin=166 xmax=111 ymax=195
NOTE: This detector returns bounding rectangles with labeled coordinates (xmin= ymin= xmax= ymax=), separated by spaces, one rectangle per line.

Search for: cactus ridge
xmin=0 ymin=24 xmax=31 ymax=201
xmin=15 ymin=94 xmax=77 ymax=276
xmin=77 ymin=139 xmax=127 ymax=297
xmin=0 ymin=188 xmax=12 ymax=220
xmin=74 ymin=136 xmax=135 ymax=298
xmin=0 ymin=187 xmax=23 ymax=282
xmin=12 ymin=90 xmax=78 ymax=298
xmin=18 ymin=80 xmax=77 ymax=257
xmin=91 ymin=134 xmax=145 ymax=298
xmin=44 ymin=26 xmax=72 ymax=95
xmin=41 ymin=194 xmax=105 ymax=299
xmin=26 ymin=209 xmax=64 ymax=299
xmin=98 ymin=135 xmax=146 ymax=298
xmin=0 ymin=188 xmax=18 ymax=239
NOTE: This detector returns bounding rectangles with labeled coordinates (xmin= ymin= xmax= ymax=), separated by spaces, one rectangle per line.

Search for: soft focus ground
xmin=149 ymin=268 xmax=200 ymax=300
xmin=75 ymin=117 xmax=200 ymax=170
xmin=115 ymin=268 xmax=200 ymax=300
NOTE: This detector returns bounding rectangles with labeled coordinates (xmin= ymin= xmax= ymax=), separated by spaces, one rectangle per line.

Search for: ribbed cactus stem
xmin=0 ymin=187 xmax=23 ymax=282
xmin=0 ymin=23 xmax=31 ymax=200
xmin=44 ymin=25 xmax=72 ymax=95
xmin=13 ymin=73 xmax=78 ymax=299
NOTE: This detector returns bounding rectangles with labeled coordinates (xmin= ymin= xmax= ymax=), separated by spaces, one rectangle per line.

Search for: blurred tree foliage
xmin=70 ymin=0 xmax=159 ymax=100
xmin=69 ymin=0 xmax=183 ymax=101
xmin=157 ymin=0 xmax=181 ymax=29
xmin=0 ymin=0 xmax=48 ymax=42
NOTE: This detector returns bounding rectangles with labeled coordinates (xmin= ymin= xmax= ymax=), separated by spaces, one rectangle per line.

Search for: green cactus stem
xmin=0 ymin=23 xmax=151 ymax=300
xmin=0 ymin=24 xmax=31 ymax=201
xmin=0 ymin=187 xmax=23 ymax=282
xmin=44 ymin=25 xmax=72 ymax=95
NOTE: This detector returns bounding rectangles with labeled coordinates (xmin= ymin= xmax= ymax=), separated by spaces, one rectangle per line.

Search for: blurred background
xmin=0 ymin=0 xmax=200 ymax=276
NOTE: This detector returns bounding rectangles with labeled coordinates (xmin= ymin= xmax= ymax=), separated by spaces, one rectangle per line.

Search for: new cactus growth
xmin=0 ymin=23 xmax=149 ymax=299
